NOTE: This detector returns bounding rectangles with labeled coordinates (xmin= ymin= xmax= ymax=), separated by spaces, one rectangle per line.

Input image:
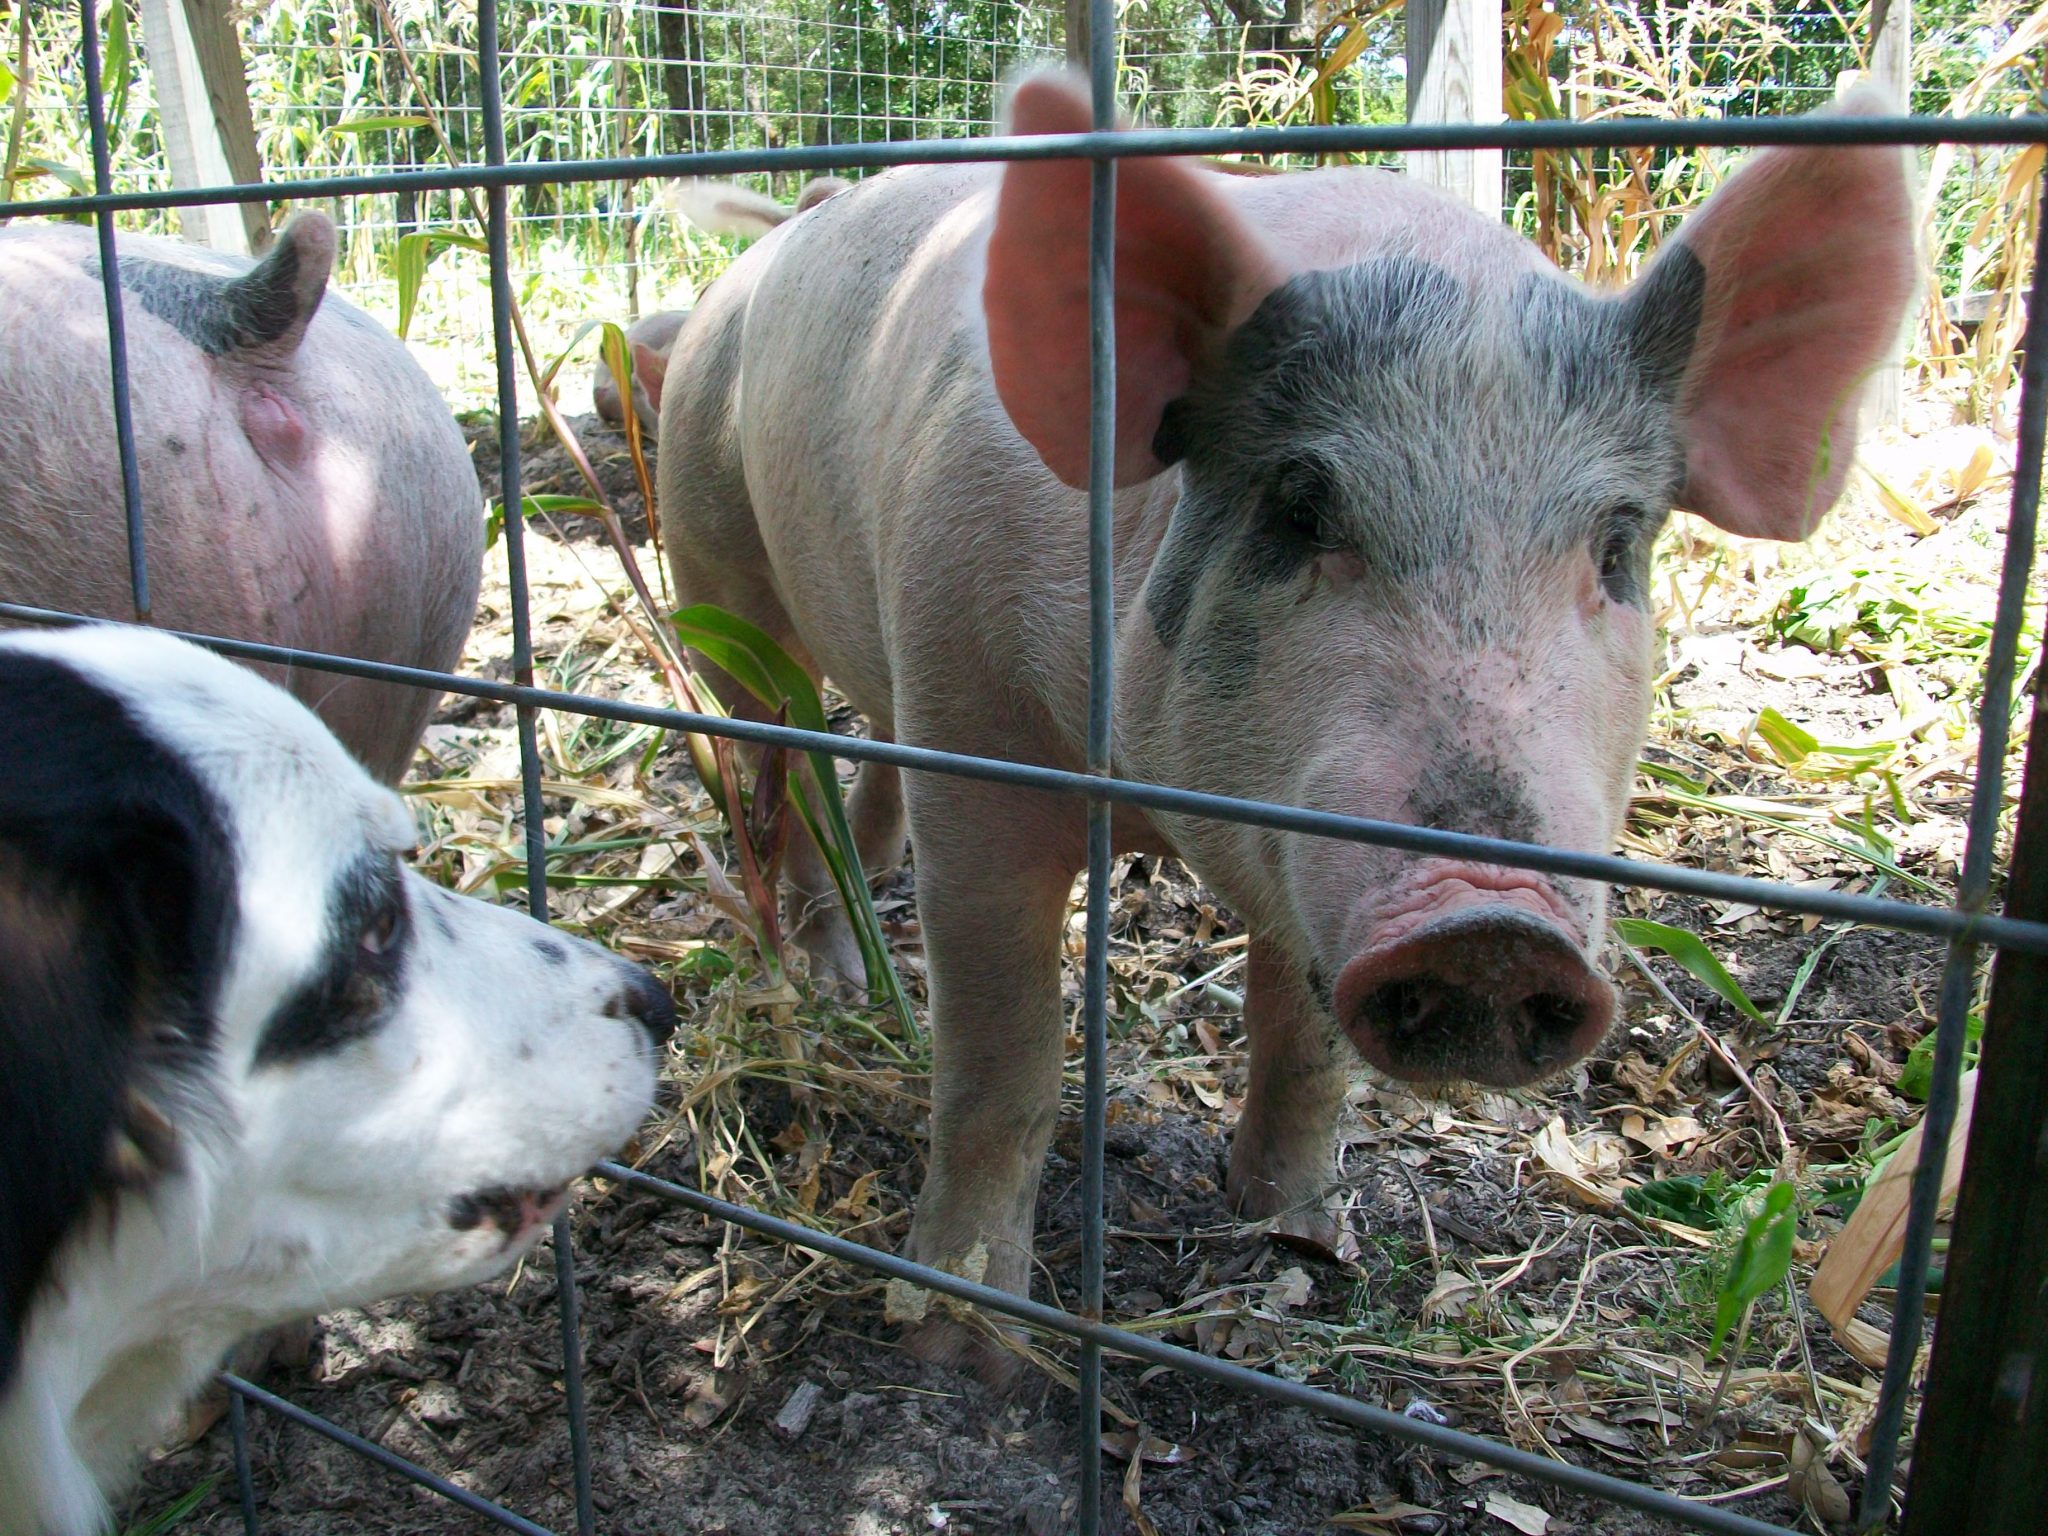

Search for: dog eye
xmin=359 ymin=898 xmax=404 ymax=957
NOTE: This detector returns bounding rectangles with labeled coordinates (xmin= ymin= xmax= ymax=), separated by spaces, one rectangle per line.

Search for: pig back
xmin=0 ymin=223 xmax=482 ymax=784
xmin=661 ymin=163 xmax=1100 ymax=742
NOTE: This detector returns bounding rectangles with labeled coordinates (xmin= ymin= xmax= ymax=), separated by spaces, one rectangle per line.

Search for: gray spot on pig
xmin=1618 ymin=246 xmax=1707 ymax=400
xmin=1412 ymin=750 xmax=1540 ymax=846
xmin=84 ymin=240 xmax=312 ymax=359
xmin=1146 ymin=250 xmax=1702 ymax=682
xmin=1148 ymin=260 xmax=1473 ymax=654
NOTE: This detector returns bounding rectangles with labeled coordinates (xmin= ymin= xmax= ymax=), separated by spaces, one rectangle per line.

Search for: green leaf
xmin=484 ymin=494 xmax=605 ymax=549
xmin=671 ymin=604 xmax=916 ymax=1041
xmin=1711 ymin=1180 xmax=1798 ymax=1353
xmin=102 ymin=0 xmax=134 ymax=151
xmin=330 ymin=114 xmax=433 ymax=135
xmin=395 ymin=232 xmax=428 ymax=340
xmin=392 ymin=231 xmax=485 ymax=339
xmin=120 ymin=1476 xmax=220 ymax=1536
xmin=1898 ymin=1011 xmax=1984 ymax=1101
xmin=1752 ymin=706 xmax=1817 ymax=768
xmin=1626 ymin=1175 xmax=1728 ymax=1229
xmin=673 ymin=944 xmax=736 ymax=984
xmin=1612 ymin=918 xmax=1766 ymax=1025
xmin=21 ymin=157 xmax=90 ymax=196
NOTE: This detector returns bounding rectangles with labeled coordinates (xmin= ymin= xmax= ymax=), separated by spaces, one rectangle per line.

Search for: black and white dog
xmin=0 ymin=626 xmax=675 ymax=1534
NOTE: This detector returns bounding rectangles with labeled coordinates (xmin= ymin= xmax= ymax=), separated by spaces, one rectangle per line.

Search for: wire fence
xmin=5 ymin=0 xmax=2048 ymax=1531
xmin=13 ymin=0 xmax=2025 ymax=411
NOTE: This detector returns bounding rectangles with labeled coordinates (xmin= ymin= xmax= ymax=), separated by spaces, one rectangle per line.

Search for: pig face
xmin=987 ymin=76 xmax=1914 ymax=1089
xmin=1128 ymin=257 xmax=1717 ymax=1083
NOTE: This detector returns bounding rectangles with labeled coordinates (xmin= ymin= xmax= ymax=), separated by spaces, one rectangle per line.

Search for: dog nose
xmin=611 ymin=965 xmax=677 ymax=1046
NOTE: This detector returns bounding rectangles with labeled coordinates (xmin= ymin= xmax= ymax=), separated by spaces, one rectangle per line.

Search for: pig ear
xmin=1644 ymin=84 xmax=1916 ymax=541
xmin=217 ymin=211 xmax=333 ymax=364
xmin=631 ymin=340 xmax=669 ymax=414
xmin=984 ymin=73 xmax=1287 ymax=489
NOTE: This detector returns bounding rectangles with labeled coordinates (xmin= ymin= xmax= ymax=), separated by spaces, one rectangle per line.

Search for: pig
xmin=592 ymin=307 xmax=689 ymax=436
xmin=0 ymin=212 xmax=483 ymax=785
xmin=655 ymin=73 xmax=1914 ymax=1371
xmin=664 ymin=174 xmax=856 ymax=241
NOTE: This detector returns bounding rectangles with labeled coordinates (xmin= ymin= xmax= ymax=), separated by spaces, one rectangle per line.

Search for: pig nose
xmin=1335 ymin=908 xmax=1614 ymax=1087
xmin=606 ymin=965 xmax=678 ymax=1047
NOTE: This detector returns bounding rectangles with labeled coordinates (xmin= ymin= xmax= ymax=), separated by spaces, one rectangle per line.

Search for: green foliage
xmin=119 ymin=1477 xmax=220 ymax=1536
xmin=485 ymin=493 xmax=606 ymax=550
xmin=1627 ymin=1168 xmax=1776 ymax=1229
xmin=1711 ymin=1178 xmax=1798 ymax=1353
xmin=1612 ymin=916 xmax=1766 ymax=1024
xmin=1898 ymin=1010 xmax=1985 ymax=1100
xmin=671 ymin=603 xmax=917 ymax=1039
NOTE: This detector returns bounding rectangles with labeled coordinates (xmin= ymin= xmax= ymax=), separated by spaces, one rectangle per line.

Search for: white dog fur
xmin=0 ymin=626 xmax=673 ymax=1535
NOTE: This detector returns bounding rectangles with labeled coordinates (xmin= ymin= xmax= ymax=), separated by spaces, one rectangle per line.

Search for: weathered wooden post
xmin=1405 ymin=0 xmax=1502 ymax=219
xmin=1867 ymin=0 xmax=1912 ymax=427
xmin=136 ymin=0 xmax=268 ymax=253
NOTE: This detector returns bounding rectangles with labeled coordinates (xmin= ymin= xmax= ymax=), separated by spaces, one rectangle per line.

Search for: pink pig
xmin=657 ymin=74 xmax=1914 ymax=1370
xmin=0 ymin=213 xmax=481 ymax=784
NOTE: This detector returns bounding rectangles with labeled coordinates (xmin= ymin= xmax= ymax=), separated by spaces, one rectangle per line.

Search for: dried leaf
xmin=1267 ymin=1266 xmax=1313 ymax=1309
xmin=1951 ymin=439 xmax=1996 ymax=502
xmin=1420 ymin=1272 xmax=1484 ymax=1325
xmin=1559 ymin=1412 xmax=1637 ymax=1452
xmin=1789 ymin=1428 xmax=1851 ymax=1524
xmin=1484 ymin=1490 xmax=1552 ymax=1533
xmin=1531 ymin=1117 xmax=1634 ymax=1208
xmin=883 ymin=1241 xmax=987 ymax=1326
xmin=1812 ymin=1072 xmax=1977 ymax=1338
xmin=1621 ymin=1112 xmax=1706 ymax=1155
xmin=1328 ymin=1502 xmax=1443 ymax=1532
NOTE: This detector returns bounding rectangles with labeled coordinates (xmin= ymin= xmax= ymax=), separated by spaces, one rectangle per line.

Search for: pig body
xmin=657 ymin=77 xmax=1913 ymax=1367
xmin=0 ymin=215 xmax=482 ymax=784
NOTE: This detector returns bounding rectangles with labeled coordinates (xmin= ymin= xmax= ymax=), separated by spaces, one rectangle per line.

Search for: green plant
xmin=119 ymin=1476 xmax=220 ymax=1536
xmin=1612 ymin=916 xmax=1768 ymax=1024
xmin=1898 ymin=1010 xmax=1985 ymax=1099
xmin=1711 ymin=1178 xmax=1798 ymax=1354
xmin=670 ymin=603 xmax=917 ymax=1041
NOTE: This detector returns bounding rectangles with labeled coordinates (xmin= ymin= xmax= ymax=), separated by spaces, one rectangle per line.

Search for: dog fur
xmin=0 ymin=625 xmax=674 ymax=1535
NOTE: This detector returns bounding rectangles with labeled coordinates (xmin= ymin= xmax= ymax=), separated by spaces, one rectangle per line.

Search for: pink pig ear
xmin=984 ymin=73 xmax=1286 ymax=489
xmin=1659 ymin=84 xmax=1917 ymax=541
xmin=630 ymin=339 xmax=669 ymax=413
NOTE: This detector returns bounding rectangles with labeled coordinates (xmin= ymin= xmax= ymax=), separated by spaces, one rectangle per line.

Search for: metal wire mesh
xmin=6 ymin=1 xmax=2048 ymax=1532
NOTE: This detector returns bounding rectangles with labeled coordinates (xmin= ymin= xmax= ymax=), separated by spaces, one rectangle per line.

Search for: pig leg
xmin=1225 ymin=935 xmax=1347 ymax=1250
xmin=900 ymin=772 xmax=1081 ymax=1376
xmin=788 ymin=748 xmax=905 ymax=985
xmin=847 ymin=745 xmax=906 ymax=875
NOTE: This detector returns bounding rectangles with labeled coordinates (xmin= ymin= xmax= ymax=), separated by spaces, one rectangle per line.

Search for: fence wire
xmin=10 ymin=0 xmax=2048 ymax=1532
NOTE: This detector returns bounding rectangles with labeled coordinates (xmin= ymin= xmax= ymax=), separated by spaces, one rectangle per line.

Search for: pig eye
xmin=1271 ymin=461 xmax=1342 ymax=551
xmin=1596 ymin=515 xmax=1646 ymax=605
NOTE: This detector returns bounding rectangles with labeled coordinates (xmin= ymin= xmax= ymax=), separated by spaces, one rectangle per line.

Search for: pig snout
xmin=1334 ymin=881 xmax=1615 ymax=1087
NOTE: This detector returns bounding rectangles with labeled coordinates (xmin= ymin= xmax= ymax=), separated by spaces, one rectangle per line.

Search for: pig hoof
xmin=901 ymin=1315 xmax=1030 ymax=1391
xmin=1229 ymin=1174 xmax=1356 ymax=1262
xmin=791 ymin=915 xmax=867 ymax=993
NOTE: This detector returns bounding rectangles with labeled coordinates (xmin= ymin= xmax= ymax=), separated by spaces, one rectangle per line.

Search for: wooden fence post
xmin=1405 ymin=0 xmax=1502 ymax=219
xmin=1899 ymin=673 xmax=2048 ymax=1532
xmin=136 ymin=0 xmax=268 ymax=253
xmin=1868 ymin=0 xmax=1912 ymax=427
xmin=1066 ymin=0 xmax=1090 ymax=68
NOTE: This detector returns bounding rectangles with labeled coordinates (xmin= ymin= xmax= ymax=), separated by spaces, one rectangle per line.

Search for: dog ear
xmin=0 ymin=647 xmax=236 ymax=1389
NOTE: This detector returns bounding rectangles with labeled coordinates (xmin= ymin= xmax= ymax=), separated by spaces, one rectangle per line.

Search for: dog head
xmin=0 ymin=625 xmax=673 ymax=1524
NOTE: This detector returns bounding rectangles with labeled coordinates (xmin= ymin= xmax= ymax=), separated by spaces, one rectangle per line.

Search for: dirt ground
xmin=124 ymin=401 xmax=2026 ymax=1536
